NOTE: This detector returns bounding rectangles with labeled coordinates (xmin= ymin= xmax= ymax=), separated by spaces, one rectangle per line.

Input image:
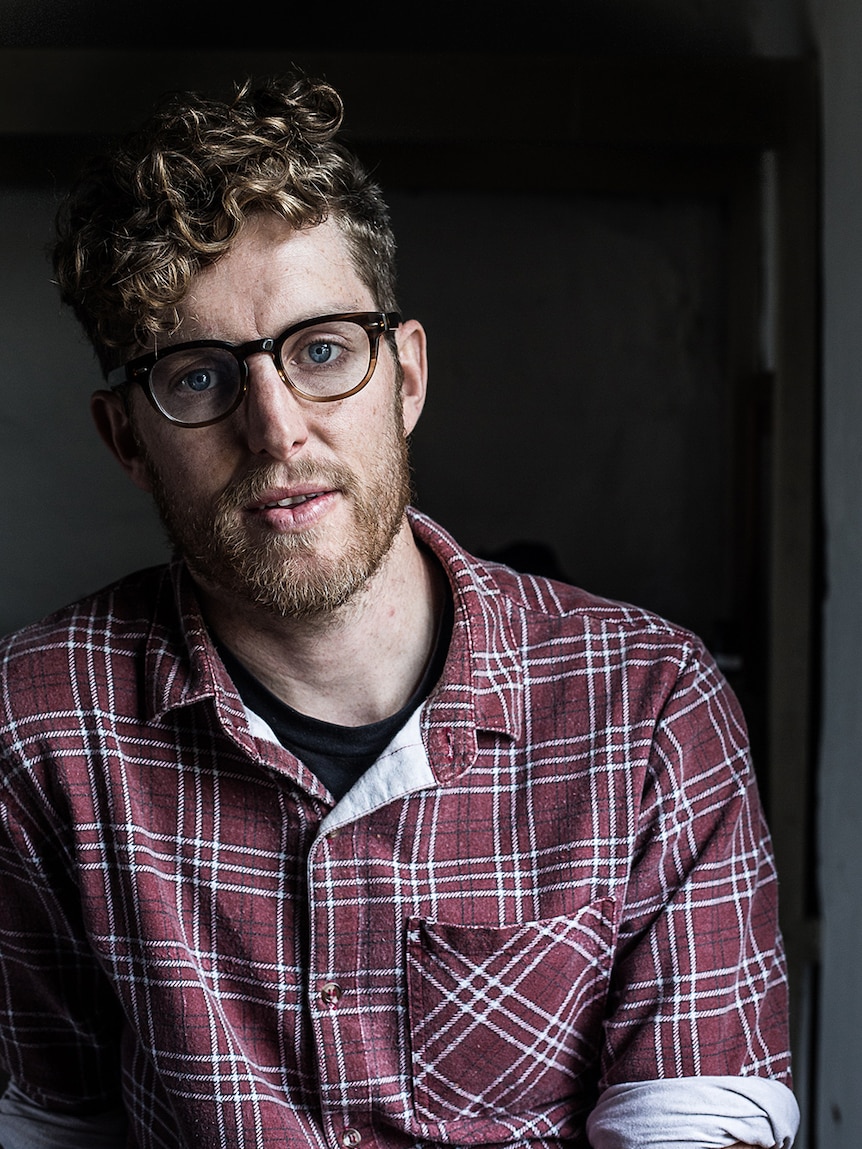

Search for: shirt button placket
xmin=310 ymin=834 xmax=367 ymax=1149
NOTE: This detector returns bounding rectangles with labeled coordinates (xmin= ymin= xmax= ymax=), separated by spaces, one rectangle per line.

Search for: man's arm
xmin=589 ymin=641 xmax=798 ymax=1147
xmin=0 ymin=758 xmax=125 ymax=1133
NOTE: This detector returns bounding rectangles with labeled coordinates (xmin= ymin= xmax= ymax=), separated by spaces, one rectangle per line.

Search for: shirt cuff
xmin=0 ymin=1082 xmax=127 ymax=1149
xmin=585 ymin=1075 xmax=800 ymax=1148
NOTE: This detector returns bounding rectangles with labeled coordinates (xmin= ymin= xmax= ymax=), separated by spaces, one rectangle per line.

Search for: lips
xmin=260 ymin=493 xmax=321 ymax=509
xmin=246 ymin=484 xmax=333 ymax=513
xmin=239 ymin=482 xmax=341 ymax=534
xmin=229 ymin=464 xmax=352 ymax=522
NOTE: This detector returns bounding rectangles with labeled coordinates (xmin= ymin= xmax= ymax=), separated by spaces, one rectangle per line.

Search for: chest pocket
xmin=405 ymin=899 xmax=617 ymax=1138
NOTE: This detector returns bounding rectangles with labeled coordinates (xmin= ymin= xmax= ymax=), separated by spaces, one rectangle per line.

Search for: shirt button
xmin=341 ymin=1129 xmax=362 ymax=1147
xmin=319 ymin=981 xmax=343 ymax=1006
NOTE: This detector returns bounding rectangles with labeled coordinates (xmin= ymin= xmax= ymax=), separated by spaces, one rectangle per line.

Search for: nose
xmin=240 ymin=352 xmax=310 ymax=460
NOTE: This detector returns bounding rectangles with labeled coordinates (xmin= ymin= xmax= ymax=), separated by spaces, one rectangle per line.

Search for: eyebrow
xmin=174 ymin=305 xmax=372 ymax=347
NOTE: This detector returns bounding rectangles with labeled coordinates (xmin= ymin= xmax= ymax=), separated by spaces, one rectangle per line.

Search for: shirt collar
xmin=142 ymin=559 xmax=245 ymax=725
xmin=408 ymin=509 xmax=524 ymax=781
xmin=143 ymin=511 xmax=525 ymax=773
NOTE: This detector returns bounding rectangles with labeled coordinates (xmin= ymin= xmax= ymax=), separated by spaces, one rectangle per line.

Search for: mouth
xmin=246 ymin=483 xmax=335 ymax=511
xmin=242 ymin=485 xmax=339 ymax=531
xmin=260 ymin=492 xmax=324 ymax=510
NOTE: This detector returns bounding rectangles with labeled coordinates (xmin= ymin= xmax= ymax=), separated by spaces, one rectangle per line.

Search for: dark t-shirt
xmin=216 ymin=591 xmax=453 ymax=801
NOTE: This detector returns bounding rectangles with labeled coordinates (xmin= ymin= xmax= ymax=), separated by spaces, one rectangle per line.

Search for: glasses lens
xmin=150 ymin=348 xmax=242 ymax=425
xmin=280 ymin=320 xmax=372 ymax=398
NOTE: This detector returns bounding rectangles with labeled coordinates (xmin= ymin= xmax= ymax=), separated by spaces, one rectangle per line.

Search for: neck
xmin=197 ymin=519 xmax=445 ymax=726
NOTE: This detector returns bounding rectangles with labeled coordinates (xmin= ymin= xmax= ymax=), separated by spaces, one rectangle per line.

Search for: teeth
xmin=265 ymin=494 xmax=314 ymax=509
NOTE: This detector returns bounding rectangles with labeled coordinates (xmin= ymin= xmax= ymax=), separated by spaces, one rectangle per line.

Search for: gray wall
xmin=392 ymin=187 xmax=734 ymax=643
xmin=808 ymin=2 xmax=862 ymax=1144
xmin=0 ymin=188 xmax=168 ymax=636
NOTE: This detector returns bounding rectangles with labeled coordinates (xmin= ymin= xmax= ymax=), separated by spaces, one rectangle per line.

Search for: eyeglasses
xmin=107 ymin=311 xmax=402 ymax=427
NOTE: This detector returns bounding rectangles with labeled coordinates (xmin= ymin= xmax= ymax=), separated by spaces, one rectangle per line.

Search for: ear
xmin=394 ymin=319 xmax=428 ymax=436
xmin=90 ymin=389 xmax=154 ymax=493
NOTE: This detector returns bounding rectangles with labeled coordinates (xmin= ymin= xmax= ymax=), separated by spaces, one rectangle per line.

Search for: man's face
xmin=95 ymin=215 xmax=427 ymax=622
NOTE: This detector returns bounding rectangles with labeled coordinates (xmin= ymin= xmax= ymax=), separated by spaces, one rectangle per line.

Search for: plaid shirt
xmin=0 ymin=510 xmax=791 ymax=1148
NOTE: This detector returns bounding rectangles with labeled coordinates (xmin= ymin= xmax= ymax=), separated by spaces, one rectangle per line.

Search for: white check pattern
xmin=0 ymin=510 xmax=791 ymax=1147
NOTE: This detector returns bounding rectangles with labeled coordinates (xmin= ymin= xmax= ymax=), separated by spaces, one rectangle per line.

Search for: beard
xmin=141 ymin=395 xmax=414 ymax=621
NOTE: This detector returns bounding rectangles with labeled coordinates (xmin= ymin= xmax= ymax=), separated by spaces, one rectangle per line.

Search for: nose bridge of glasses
xmin=241 ymin=337 xmax=320 ymax=432
xmin=239 ymin=338 xmax=310 ymax=449
xmin=239 ymin=336 xmax=278 ymax=371
xmin=239 ymin=336 xmax=298 ymax=398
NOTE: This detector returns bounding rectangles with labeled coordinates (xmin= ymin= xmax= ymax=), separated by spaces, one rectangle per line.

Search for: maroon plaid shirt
xmin=0 ymin=510 xmax=791 ymax=1148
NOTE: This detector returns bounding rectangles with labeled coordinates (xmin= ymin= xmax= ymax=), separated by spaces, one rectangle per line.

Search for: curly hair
xmin=52 ymin=73 xmax=399 ymax=375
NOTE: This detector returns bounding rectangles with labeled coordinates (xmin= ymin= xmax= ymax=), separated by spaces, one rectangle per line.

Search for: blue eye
xmin=281 ymin=321 xmax=367 ymax=398
xmin=181 ymin=368 xmax=215 ymax=392
xmin=307 ymin=341 xmax=335 ymax=365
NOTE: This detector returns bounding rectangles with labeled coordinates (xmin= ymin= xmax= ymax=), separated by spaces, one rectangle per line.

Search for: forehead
xmin=178 ymin=215 xmax=371 ymax=341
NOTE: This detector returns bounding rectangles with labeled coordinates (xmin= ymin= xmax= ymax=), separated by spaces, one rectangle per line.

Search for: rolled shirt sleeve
xmin=586 ymin=1075 xmax=800 ymax=1148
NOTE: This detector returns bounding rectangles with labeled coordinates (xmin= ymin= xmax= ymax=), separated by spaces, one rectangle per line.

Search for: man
xmin=0 ymin=73 xmax=799 ymax=1148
